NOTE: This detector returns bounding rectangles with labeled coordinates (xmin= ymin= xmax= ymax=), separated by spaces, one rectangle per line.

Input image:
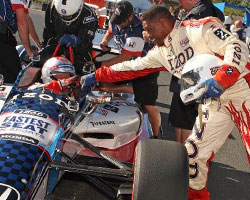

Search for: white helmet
xmin=42 ymin=57 xmax=76 ymax=84
xmin=224 ymin=16 xmax=232 ymax=25
xmin=180 ymin=54 xmax=223 ymax=104
xmin=54 ymin=0 xmax=84 ymax=23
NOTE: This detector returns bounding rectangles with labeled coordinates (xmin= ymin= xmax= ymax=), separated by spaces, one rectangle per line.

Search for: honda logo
xmin=0 ymin=183 xmax=20 ymax=200
xmin=128 ymin=41 xmax=136 ymax=48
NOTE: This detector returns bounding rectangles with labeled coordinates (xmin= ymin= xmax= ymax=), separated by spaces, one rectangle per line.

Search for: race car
xmin=3 ymin=44 xmax=189 ymax=200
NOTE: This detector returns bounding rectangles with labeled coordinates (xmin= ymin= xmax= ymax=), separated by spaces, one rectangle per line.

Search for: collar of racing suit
xmin=162 ymin=19 xmax=179 ymax=46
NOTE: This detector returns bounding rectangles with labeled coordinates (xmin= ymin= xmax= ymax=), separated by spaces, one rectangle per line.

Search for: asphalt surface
xmin=16 ymin=9 xmax=250 ymax=200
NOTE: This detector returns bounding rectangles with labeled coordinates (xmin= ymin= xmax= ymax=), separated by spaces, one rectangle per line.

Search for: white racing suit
xmin=95 ymin=17 xmax=250 ymax=199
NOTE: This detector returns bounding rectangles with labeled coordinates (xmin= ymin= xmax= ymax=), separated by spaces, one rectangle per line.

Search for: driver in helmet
xmin=29 ymin=56 xmax=78 ymax=97
xmin=43 ymin=0 xmax=98 ymax=75
xmin=41 ymin=57 xmax=75 ymax=84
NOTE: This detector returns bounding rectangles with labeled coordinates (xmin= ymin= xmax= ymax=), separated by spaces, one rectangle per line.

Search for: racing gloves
xmin=80 ymin=73 xmax=96 ymax=95
xmin=59 ymin=34 xmax=81 ymax=47
xmin=45 ymin=76 xmax=81 ymax=94
xmin=198 ymin=64 xmax=240 ymax=100
xmin=197 ymin=78 xmax=223 ymax=100
xmin=213 ymin=64 xmax=240 ymax=89
xmin=45 ymin=73 xmax=96 ymax=95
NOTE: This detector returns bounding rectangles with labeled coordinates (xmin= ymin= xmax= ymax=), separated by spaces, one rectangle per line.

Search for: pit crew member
xmin=78 ymin=6 xmax=250 ymax=199
xmin=95 ymin=1 xmax=161 ymax=138
xmin=43 ymin=0 xmax=98 ymax=75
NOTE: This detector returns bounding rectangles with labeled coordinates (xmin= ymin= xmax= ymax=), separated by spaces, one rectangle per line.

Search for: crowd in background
xmin=223 ymin=16 xmax=250 ymax=51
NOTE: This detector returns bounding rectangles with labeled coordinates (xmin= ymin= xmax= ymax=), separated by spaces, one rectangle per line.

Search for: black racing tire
xmin=132 ymin=139 xmax=189 ymax=200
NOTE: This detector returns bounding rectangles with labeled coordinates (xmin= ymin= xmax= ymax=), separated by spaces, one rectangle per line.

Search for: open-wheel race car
xmin=0 ymin=45 xmax=189 ymax=200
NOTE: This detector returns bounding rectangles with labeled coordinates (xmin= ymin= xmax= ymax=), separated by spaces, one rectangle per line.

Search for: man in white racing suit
xmin=47 ymin=5 xmax=250 ymax=199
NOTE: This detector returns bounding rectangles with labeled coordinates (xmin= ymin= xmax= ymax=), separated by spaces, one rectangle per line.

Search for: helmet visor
xmin=51 ymin=72 xmax=72 ymax=80
xmin=181 ymin=70 xmax=200 ymax=87
xmin=180 ymin=71 xmax=201 ymax=104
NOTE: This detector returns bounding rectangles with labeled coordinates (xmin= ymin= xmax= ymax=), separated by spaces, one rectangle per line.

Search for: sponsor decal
xmin=0 ymin=134 xmax=38 ymax=145
xmin=12 ymin=93 xmax=79 ymax=112
xmin=88 ymin=30 xmax=94 ymax=36
xmin=168 ymin=46 xmax=194 ymax=70
xmin=14 ymin=109 xmax=48 ymax=119
xmin=186 ymin=117 xmax=206 ymax=180
xmin=226 ymin=67 xmax=234 ymax=75
xmin=214 ymin=28 xmax=230 ymax=40
xmin=50 ymin=63 xmax=74 ymax=72
xmin=0 ymin=183 xmax=20 ymax=200
xmin=0 ymin=114 xmax=51 ymax=135
xmin=211 ymin=86 xmax=220 ymax=94
xmin=232 ymin=42 xmax=242 ymax=66
xmin=96 ymin=28 xmax=107 ymax=34
xmin=0 ymin=92 xmax=8 ymax=98
xmin=0 ymin=86 xmax=11 ymax=98
xmin=109 ymin=101 xmax=135 ymax=107
xmin=103 ymin=104 xmax=119 ymax=113
xmin=90 ymin=121 xmax=115 ymax=127
xmin=168 ymin=36 xmax=172 ymax=43
xmin=96 ymin=108 xmax=108 ymax=117
xmin=0 ymin=112 xmax=58 ymax=146
xmin=128 ymin=41 xmax=136 ymax=48
xmin=166 ymin=43 xmax=176 ymax=57
xmin=83 ymin=16 xmax=96 ymax=24
xmin=209 ymin=66 xmax=220 ymax=76
xmin=180 ymin=37 xmax=189 ymax=47
xmin=175 ymin=20 xmax=181 ymax=29
xmin=61 ymin=9 xmax=67 ymax=15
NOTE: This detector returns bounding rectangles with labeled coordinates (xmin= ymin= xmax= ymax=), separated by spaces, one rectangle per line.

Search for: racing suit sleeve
xmin=201 ymin=18 xmax=249 ymax=75
xmin=95 ymin=47 xmax=167 ymax=82
xmin=43 ymin=3 xmax=56 ymax=46
xmin=200 ymin=18 xmax=249 ymax=89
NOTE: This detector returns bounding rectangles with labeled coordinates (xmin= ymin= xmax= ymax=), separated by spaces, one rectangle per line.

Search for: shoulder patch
xmin=214 ymin=28 xmax=230 ymax=40
xmin=83 ymin=16 xmax=96 ymax=24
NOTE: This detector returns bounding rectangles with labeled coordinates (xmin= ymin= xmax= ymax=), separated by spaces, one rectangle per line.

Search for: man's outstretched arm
xmin=95 ymin=49 xmax=167 ymax=83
